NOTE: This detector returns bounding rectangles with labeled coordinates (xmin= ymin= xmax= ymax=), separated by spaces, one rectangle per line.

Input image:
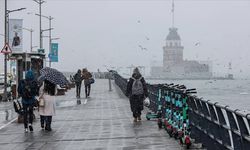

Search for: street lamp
xmin=33 ymin=0 xmax=45 ymax=49
xmin=36 ymin=14 xmax=54 ymax=67
xmin=51 ymin=38 xmax=60 ymax=41
xmin=3 ymin=0 xmax=26 ymax=101
xmin=22 ymin=28 xmax=34 ymax=52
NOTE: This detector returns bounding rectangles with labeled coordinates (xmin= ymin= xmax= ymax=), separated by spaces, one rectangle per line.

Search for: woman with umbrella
xmin=38 ymin=80 xmax=56 ymax=131
xmin=38 ymin=67 xmax=68 ymax=131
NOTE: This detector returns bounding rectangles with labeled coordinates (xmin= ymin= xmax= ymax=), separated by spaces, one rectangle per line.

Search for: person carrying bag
xmin=38 ymin=80 xmax=56 ymax=131
xmin=126 ymin=67 xmax=148 ymax=122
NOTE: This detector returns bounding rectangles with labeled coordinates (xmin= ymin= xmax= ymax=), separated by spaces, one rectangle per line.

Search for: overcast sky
xmin=0 ymin=0 xmax=250 ymax=78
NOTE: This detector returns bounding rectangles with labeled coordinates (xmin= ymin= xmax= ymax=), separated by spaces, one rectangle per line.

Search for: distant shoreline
xmin=145 ymin=77 xmax=234 ymax=80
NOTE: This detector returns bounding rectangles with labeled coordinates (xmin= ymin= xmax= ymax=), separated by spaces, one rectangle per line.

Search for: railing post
xmin=108 ymin=72 xmax=112 ymax=91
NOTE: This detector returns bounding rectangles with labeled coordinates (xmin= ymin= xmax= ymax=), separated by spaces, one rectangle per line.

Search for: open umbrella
xmin=39 ymin=67 xmax=68 ymax=86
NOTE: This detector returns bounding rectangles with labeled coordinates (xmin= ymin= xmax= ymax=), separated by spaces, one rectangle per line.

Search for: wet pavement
xmin=0 ymin=79 xmax=184 ymax=150
xmin=0 ymin=102 xmax=17 ymax=129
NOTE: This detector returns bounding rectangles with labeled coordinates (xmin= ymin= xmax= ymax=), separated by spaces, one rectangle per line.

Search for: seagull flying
xmin=138 ymin=45 xmax=147 ymax=51
xmin=195 ymin=42 xmax=200 ymax=46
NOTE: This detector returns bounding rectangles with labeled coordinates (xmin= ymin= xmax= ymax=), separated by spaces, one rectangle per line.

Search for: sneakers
xmin=133 ymin=117 xmax=138 ymax=122
xmin=24 ymin=128 xmax=28 ymax=133
xmin=138 ymin=116 xmax=142 ymax=121
xmin=29 ymin=125 xmax=33 ymax=132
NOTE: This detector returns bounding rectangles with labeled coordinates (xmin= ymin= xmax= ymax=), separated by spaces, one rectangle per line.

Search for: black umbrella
xmin=39 ymin=67 xmax=69 ymax=86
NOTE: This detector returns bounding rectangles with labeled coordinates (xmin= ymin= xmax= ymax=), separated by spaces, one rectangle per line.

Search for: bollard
xmin=5 ymin=110 xmax=9 ymax=121
xmin=108 ymin=73 xmax=112 ymax=91
xmin=109 ymin=78 xmax=112 ymax=91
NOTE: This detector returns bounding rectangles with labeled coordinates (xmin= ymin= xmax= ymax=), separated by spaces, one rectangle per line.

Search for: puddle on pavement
xmin=0 ymin=108 xmax=16 ymax=123
xmin=56 ymin=99 xmax=87 ymax=107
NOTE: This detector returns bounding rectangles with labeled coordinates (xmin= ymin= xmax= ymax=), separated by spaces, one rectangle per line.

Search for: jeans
xmin=76 ymin=83 xmax=81 ymax=97
xmin=23 ymin=104 xmax=34 ymax=128
xmin=85 ymin=84 xmax=91 ymax=98
xmin=40 ymin=115 xmax=52 ymax=128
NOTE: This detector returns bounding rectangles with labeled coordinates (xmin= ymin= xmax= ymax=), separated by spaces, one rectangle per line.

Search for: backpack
xmin=19 ymin=80 xmax=37 ymax=99
xmin=131 ymin=77 xmax=144 ymax=95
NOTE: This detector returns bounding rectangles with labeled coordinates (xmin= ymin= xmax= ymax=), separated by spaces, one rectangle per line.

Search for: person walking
xmin=126 ymin=67 xmax=148 ymax=122
xmin=18 ymin=70 xmax=39 ymax=132
xmin=73 ymin=69 xmax=83 ymax=98
xmin=38 ymin=80 xmax=56 ymax=131
xmin=82 ymin=68 xmax=92 ymax=98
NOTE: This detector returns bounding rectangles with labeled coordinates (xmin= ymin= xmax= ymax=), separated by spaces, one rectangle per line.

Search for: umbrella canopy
xmin=39 ymin=67 xmax=69 ymax=86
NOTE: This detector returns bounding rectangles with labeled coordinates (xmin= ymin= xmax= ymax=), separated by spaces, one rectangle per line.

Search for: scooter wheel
xmin=158 ymin=120 xmax=162 ymax=129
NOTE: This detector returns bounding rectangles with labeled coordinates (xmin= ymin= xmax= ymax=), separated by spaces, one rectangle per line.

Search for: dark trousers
xmin=23 ymin=104 xmax=34 ymax=128
xmin=85 ymin=84 xmax=91 ymax=98
xmin=40 ymin=115 xmax=52 ymax=128
xmin=129 ymin=94 xmax=144 ymax=118
xmin=76 ymin=83 xmax=81 ymax=97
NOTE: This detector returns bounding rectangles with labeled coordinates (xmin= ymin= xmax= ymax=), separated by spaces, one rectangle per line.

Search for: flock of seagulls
xmin=138 ymin=45 xmax=147 ymax=51
xmin=137 ymin=20 xmax=150 ymax=51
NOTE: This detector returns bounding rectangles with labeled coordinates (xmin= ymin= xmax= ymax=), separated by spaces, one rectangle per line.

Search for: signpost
xmin=49 ymin=43 xmax=58 ymax=63
xmin=1 ymin=43 xmax=12 ymax=54
xmin=1 ymin=42 xmax=12 ymax=101
xmin=38 ymin=48 xmax=45 ymax=54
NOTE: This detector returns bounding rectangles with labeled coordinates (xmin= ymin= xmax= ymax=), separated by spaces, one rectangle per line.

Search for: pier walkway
xmin=0 ymin=79 xmax=184 ymax=150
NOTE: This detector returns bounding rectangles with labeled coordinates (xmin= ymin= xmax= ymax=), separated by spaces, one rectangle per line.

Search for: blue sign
xmin=49 ymin=43 xmax=58 ymax=62
xmin=38 ymin=48 xmax=45 ymax=54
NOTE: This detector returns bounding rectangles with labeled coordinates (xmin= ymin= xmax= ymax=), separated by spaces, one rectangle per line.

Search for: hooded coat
xmin=82 ymin=69 xmax=92 ymax=85
xmin=74 ymin=70 xmax=83 ymax=85
xmin=18 ymin=70 xmax=38 ymax=105
xmin=126 ymin=72 xmax=148 ymax=114
xmin=126 ymin=73 xmax=148 ymax=97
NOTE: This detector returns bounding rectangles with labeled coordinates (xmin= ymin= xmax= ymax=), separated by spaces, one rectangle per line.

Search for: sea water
xmin=148 ymin=79 xmax=250 ymax=111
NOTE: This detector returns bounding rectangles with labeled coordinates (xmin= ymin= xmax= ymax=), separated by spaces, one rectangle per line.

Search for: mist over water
xmin=0 ymin=0 xmax=249 ymax=110
xmin=148 ymin=79 xmax=250 ymax=111
xmin=0 ymin=0 xmax=250 ymax=79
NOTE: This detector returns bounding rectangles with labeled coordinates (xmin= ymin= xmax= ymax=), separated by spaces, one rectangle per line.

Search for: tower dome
xmin=166 ymin=27 xmax=181 ymax=41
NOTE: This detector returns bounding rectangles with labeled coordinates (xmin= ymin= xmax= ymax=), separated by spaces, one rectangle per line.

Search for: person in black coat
xmin=126 ymin=67 xmax=148 ymax=122
xmin=74 ymin=69 xmax=83 ymax=98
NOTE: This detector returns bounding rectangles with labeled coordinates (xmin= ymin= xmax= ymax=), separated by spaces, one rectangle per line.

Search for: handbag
xmin=89 ymin=78 xmax=95 ymax=84
xmin=143 ymin=97 xmax=150 ymax=107
xmin=39 ymin=97 xmax=45 ymax=107
xmin=39 ymin=92 xmax=45 ymax=107
xmin=13 ymin=99 xmax=23 ymax=114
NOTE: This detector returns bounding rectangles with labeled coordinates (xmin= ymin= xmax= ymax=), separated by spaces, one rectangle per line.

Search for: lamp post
xmin=3 ymin=0 xmax=26 ymax=101
xmin=22 ymin=28 xmax=34 ymax=52
xmin=33 ymin=0 xmax=45 ymax=49
xmin=36 ymin=14 xmax=54 ymax=67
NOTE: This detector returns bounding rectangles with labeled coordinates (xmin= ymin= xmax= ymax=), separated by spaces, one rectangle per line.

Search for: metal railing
xmin=189 ymin=97 xmax=250 ymax=150
xmin=112 ymin=72 xmax=250 ymax=150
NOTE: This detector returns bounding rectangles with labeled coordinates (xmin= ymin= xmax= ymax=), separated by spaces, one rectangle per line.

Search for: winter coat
xmin=126 ymin=73 xmax=148 ymax=98
xmin=39 ymin=94 xmax=56 ymax=116
xmin=18 ymin=70 xmax=38 ymax=105
xmin=74 ymin=72 xmax=83 ymax=85
xmin=82 ymin=71 xmax=93 ymax=85
xmin=126 ymin=73 xmax=148 ymax=113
